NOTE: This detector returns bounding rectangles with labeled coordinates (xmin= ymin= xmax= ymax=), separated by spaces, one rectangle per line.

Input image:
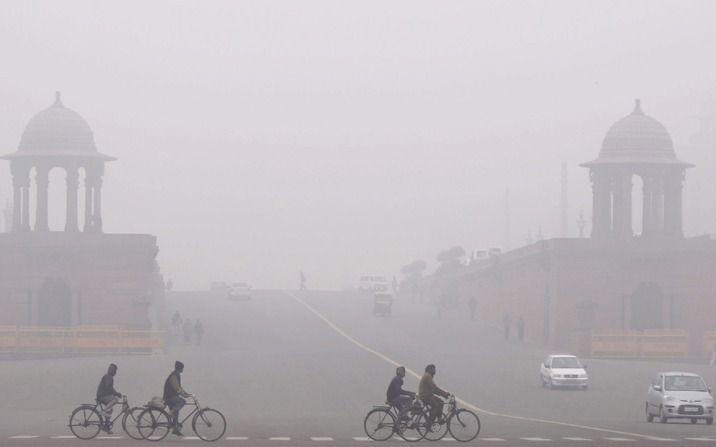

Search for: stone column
xmin=93 ymin=176 xmax=103 ymax=233
xmin=84 ymin=169 xmax=94 ymax=232
xmin=34 ymin=165 xmax=50 ymax=232
xmin=10 ymin=164 xmax=27 ymax=232
xmin=642 ymin=175 xmax=654 ymax=237
xmin=621 ymin=173 xmax=633 ymax=238
xmin=664 ymin=170 xmax=684 ymax=238
xmin=65 ymin=166 xmax=79 ymax=232
xmin=653 ymin=176 xmax=665 ymax=237
xmin=611 ymin=172 xmax=623 ymax=238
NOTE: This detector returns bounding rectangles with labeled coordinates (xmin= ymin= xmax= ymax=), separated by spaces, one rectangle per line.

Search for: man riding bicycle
xmin=418 ymin=364 xmax=450 ymax=427
xmin=387 ymin=366 xmax=415 ymax=419
xmin=96 ymin=363 xmax=122 ymax=434
xmin=163 ymin=361 xmax=193 ymax=437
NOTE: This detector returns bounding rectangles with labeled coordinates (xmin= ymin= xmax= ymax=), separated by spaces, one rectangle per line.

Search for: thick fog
xmin=2 ymin=1 xmax=716 ymax=289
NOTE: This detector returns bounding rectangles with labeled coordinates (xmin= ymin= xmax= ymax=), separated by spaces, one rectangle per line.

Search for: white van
xmin=358 ymin=275 xmax=389 ymax=292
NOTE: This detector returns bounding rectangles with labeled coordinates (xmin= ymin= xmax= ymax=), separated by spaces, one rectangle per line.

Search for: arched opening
xmin=630 ymin=282 xmax=664 ymax=330
xmin=37 ymin=278 xmax=72 ymax=326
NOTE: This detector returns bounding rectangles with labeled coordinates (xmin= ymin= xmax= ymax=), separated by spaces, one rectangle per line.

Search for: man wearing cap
xmin=163 ymin=361 xmax=192 ymax=436
xmin=96 ymin=363 xmax=122 ymax=433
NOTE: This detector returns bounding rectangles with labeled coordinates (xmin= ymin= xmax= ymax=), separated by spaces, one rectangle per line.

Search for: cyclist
xmin=418 ymin=364 xmax=450 ymax=428
xmin=387 ymin=366 xmax=415 ymax=420
xmin=163 ymin=361 xmax=192 ymax=436
xmin=96 ymin=363 xmax=122 ymax=434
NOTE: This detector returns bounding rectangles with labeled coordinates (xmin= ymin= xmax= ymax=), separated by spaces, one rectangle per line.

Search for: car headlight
xmin=552 ymin=374 xmax=562 ymax=378
xmin=578 ymin=374 xmax=587 ymax=379
xmin=664 ymin=395 xmax=677 ymax=402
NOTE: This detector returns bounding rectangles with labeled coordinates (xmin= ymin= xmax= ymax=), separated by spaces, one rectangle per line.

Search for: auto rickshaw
xmin=373 ymin=292 xmax=393 ymax=316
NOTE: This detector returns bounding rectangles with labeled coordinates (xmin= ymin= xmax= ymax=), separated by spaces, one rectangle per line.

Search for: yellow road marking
xmin=282 ymin=290 xmax=663 ymax=440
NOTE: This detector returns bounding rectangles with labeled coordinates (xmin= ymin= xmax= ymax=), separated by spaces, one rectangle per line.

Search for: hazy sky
xmin=1 ymin=1 xmax=716 ymax=289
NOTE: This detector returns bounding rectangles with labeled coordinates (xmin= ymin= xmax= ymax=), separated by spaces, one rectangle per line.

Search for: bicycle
xmin=68 ymin=396 xmax=144 ymax=440
xmin=136 ymin=395 xmax=226 ymax=442
xmin=417 ymin=395 xmax=480 ymax=442
xmin=363 ymin=397 xmax=428 ymax=442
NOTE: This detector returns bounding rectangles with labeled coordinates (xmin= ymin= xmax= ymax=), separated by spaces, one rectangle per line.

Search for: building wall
xmin=0 ymin=232 xmax=162 ymax=329
xmin=458 ymin=237 xmax=716 ymax=355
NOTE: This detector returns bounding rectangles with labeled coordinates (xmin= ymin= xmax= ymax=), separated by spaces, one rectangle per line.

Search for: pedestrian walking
xmin=517 ymin=316 xmax=525 ymax=342
xmin=503 ymin=313 xmax=512 ymax=340
xmin=183 ymin=319 xmax=193 ymax=343
xmin=194 ymin=319 xmax=204 ymax=346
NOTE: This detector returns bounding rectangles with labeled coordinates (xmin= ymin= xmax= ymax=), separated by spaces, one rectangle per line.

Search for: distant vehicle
xmin=372 ymin=292 xmax=392 ymax=316
xmin=540 ymin=354 xmax=588 ymax=390
xmin=227 ymin=282 xmax=252 ymax=300
xmin=210 ymin=281 xmax=229 ymax=292
xmin=646 ymin=372 xmax=714 ymax=424
xmin=358 ymin=275 xmax=389 ymax=293
xmin=488 ymin=247 xmax=502 ymax=257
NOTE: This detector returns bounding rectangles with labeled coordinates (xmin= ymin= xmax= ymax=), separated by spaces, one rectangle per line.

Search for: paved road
xmin=2 ymin=289 xmax=716 ymax=446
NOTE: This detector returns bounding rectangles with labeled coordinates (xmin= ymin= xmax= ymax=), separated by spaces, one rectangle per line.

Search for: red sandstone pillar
xmin=34 ymin=165 xmax=49 ymax=232
xmin=65 ymin=166 xmax=79 ymax=232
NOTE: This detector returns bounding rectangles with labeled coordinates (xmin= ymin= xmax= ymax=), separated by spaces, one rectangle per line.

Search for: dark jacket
xmin=96 ymin=374 xmax=121 ymax=399
xmin=387 ymin=375 xmax=414 ymax=402
xmin=163 ymin=370 xmax=187 ymax=400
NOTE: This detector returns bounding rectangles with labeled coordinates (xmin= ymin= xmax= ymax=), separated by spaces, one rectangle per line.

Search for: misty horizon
xmin=2 ymin=0 xmax=716 ymax=289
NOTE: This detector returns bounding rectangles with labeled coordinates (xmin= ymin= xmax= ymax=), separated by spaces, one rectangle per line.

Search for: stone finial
xmin=53 ymin=91 xmax=63 ymax=108
xmin=632 ymin=98 xmax=643 ymax=115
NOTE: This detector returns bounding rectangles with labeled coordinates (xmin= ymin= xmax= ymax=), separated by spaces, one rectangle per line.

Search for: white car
xmin=540 ymin=354 xmax=589 ymax=390
xmin=646 ymin=372 xmax=714 ymax=424
xmin=227 ymin=282 xmax=251 ymax=300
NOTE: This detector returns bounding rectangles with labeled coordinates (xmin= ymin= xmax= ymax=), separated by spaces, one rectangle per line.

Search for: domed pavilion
xmin=2 ymin=92 xmax=115 ymax=233
xmin=582 ymin=99 xmax=693 ymax=240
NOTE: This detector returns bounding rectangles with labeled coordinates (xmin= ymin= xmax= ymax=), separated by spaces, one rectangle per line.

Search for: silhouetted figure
xmin=96 ymin=363 xmax=122 ymax=433
xmin=182 ymin=319 xmax=193 ymax=343
xmin=194 ymin=319 xmax=204 ymax=346
xmin=171 ymin=311 xmax=181 ymax=327
xmin=300 ymin=271 xmax=307 ymax=290
xmin=392 ymin=276 xmax=398 ymax=293
xmin=517 ymin=316 xmax=525 ymax=342
xmin=468 ymin=296 xmax=477 ymax=321
xmin=503 ymin=313 xmax=512 ymax=340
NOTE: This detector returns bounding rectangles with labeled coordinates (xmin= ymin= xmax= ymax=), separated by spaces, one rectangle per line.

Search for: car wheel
xmin=581 ymin=385 xmax=588 ymax=391
xmin=706 ymin=418 xmax=713 ymax=425
xmin=659 ymin=406 xmax=668 ymax=424
xmin=645 ymin=404 xmax=653 ymax=423
xmin=547 ymin=378 xmax=553 ymax=389
xmin=691 ymin=418 xmax=698 ymax=424
xmin=541 ymin=375 xmax=546 ymax=388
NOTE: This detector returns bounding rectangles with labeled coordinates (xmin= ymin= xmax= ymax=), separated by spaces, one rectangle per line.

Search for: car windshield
xmin=551 ymin=357 xmax=582 ymax=368
xmin=664 ymin=376 xmax=708 ymax=392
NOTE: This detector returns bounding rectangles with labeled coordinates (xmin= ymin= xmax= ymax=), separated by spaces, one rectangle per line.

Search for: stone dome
xmin=583 ymin=100 xmax=690 ymax=167
xmin=18 ymin=92 xmax=97 ymax=153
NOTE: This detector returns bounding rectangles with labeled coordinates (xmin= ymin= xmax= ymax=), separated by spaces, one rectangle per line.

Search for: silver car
xmin=646 ymin=372 xmax=714 ymax=424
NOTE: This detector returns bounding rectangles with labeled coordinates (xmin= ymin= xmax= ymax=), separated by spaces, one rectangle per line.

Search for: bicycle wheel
xmin=447 ymin=409 xmax=480 ymax=442
xmin=192 ymin=408 xmax=227 ymax=442
xmin=416 ymin=411 xmax=449 ymax=441
xmin=121 ymin=406 xmax=145 ymax=440
xmin=363 ymin=407 xmax=396 ymax=441
xmin=137 ymin=407 xmax=171 ymax=441
xmin=396 ymin=407 xmax=426 ymax=442
xmin=69 ymin=405 xmax=102 ymax=440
